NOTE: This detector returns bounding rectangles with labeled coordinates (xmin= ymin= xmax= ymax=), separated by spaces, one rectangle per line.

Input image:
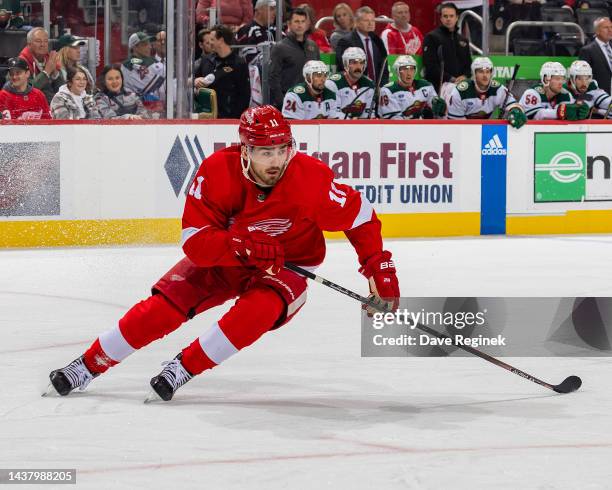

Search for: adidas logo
xmin=482 ymin=134 xmax=507 ymax=155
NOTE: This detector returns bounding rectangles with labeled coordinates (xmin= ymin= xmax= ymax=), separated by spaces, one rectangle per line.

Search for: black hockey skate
xmin=147 ymin=353 xmax=193 ymax=402
xmin=47 ymin=356 xmax=99 ymax=396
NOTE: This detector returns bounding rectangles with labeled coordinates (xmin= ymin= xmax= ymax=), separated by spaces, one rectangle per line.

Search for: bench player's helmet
xmin=471 ymin=56 xmax=494 ymax=90
xmin=342 ymin=47 xmax=367 ymax=72
xmin=238 ymin=105 xmax=295 ymax=186
xmin=540 ymin=62 xmax=566 ymax=86
xmin=393 ymin=55 xmax=417 ymax=78
xmin=303 ymin=60 xmax=329 ymax=90
xmin=568 ymin=60 xmax=592 ymax=86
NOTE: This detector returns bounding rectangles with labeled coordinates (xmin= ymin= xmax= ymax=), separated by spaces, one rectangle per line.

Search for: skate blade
xmin=41 ymin=383 xmax=57 ymax=397
xmin=144 ymin=389 xmax=162 ymax=404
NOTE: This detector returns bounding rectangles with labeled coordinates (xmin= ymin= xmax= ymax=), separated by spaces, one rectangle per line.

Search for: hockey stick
xmin=285 ymin=262 xmax=582 ymax=394
xmin=497 ymin=63 xmax=520 ymax=119
xmin=366 ymin=55 xmax=389 ymax=119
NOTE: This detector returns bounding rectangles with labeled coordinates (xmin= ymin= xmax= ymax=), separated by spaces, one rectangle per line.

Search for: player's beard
xmin=251 ymin=164 xmax=284 ymax=186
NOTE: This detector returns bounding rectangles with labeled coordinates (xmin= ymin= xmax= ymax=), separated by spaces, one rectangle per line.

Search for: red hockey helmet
xmin=238 ymin=105 xmax=292 ymax=147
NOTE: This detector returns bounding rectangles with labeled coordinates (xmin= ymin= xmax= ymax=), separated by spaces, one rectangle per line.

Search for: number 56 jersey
xmin=182 ymin=146 xmax=383 ymax=268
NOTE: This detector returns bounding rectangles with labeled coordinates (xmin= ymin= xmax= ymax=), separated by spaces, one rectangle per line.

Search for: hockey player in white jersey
xmin=325 ymin=47 xmax=375 ymax=119
xmin=519 ymin=62 xmax=589 ymax=121
xmin=378 ymin=55 xmax=446 ymax=119
xmin=282 ymin=60 xmax=337 ymax=120
xmin=566 ymin=60 xmax=612 ymax=119
xmin=447 ymin=57 xmax=526 ymax=128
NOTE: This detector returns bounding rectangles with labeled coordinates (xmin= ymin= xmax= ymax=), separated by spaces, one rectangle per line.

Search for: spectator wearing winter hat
xmin=381 ymin=2 xmax=424 ymax=55
xmin=18 ymin=27 xmax=64 ymax=103
xmin=50 ymin=66 xmax=101 ymax=120
xmin=94 ymin=64 xmax=150 ymax=120
xmin=121 ymin=31 xmax=166 ymax=114
xmin=0 ymin=57 xmax=51 ymax=120
xmin=56 ymin=34 xmax=95 ymax=88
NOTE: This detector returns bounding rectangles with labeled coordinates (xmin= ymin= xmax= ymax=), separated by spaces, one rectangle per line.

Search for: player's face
xmin=346 ymin=59 xmax=365 ymax=79
xmin=398 ymin=66 xmax=415 ymax=86
xmin=247 ymin=144 xmax=291 ymax=186
xmin=475 ymin=68 xmax=492 ymax=91
xmin=8 ymin=68 xmax=29 ymax=91
xmin=573 ymin=75 xmax=591 ymax=93
xmin=547 ymin=75 xmax=565 ymax=93
xmin=309 ymin=72 xmax=327 ymax=91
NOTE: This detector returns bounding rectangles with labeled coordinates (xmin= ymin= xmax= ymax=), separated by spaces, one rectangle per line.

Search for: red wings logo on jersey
xmin=247 ymin=218 xmax=293 ymax=236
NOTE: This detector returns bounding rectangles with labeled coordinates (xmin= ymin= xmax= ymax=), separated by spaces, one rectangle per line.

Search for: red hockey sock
xmin=181 ymin=287 xmax=285 ymax=375
xmin=83 ymin=294 xmax=186 ymax=374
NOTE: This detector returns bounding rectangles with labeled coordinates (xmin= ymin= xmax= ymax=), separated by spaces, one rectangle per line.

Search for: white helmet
xmin=393 ymin=55 xmax=417 ymax=79
xmin=568 ymin=60 xmax=592 ymax=86
xmin=540 ymin=61 xmax=566 ymax=86
xmin=302 ymin=60 xmax=329 ymax=88
xmin=471 ymin=56 xmax=494 ymax=77
xmin=342 ymin=47 xmax=367 ymax=72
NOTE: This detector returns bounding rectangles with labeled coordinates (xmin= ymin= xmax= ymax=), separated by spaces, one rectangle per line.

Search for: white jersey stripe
xmin=350 ymin=195 xmax=374 ymax=230
xmin=198 ymin=322 xmax=239 ymax=365
xmin=99 ymin=325 xmax=136 ymax=362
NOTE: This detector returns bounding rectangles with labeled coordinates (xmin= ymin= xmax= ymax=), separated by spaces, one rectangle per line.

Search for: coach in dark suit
xmin=335 ymin=6 xmax=389 ymax=85
xmin=579 ymin=16 xmax=612 ymax=94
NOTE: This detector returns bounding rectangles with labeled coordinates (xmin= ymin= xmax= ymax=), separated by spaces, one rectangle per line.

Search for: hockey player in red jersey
xmin=47 ymin=105 xmax=400 ymax=401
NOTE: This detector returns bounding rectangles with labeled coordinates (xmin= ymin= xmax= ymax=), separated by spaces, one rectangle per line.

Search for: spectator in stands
xmin=336 ymin=6 xmax=389 ymax=86
xmin=122 ymin=31 xmax=166 ymax=115
xmin=194 ymin=29 xmax=215 ymax=78
xmin=269 ymin=7 xmax=320 ymax=108
xmin=94 ymin=64 xmax=150 ymax=120
xmin=194 ymin=25 xmax=250 ymax=118
xmin=50 ymin=66 xmax=101 ymax=120
xmin=423 ymin=2 xmax=471 ymax=99
xmin=153 ymin=30 xmax=166 ymax=62
xmin=0 ymin=57 xmax=51 ymax=120
xmin=381 ymin=2 xmax=424 ymax=55
xmin=196 ymin=0 xmax=253 ymax=29
xmin=579 ymin=17 xmax=612 ymax=95
xmin=56 ymin=34 xmax=94 ymax=88
xmin=298 ymin=3 xmax=332 ymax=53
xmin=235 ymin=0 xmax=278 ymax=64
xmin=330 ymin=3 xmax=354 ymax=50
xmin=18 ymin=27 xmax=63 ymax=104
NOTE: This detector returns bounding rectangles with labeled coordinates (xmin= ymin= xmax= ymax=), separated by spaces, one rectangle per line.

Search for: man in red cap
xmin=47 ymin=105 xmax=400 ymax=402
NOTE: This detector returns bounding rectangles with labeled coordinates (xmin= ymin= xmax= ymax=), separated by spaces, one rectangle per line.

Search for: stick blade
xmin=553 ymin=375 xmax=582 ymax=394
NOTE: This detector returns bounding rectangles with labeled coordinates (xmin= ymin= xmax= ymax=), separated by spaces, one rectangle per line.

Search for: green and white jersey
xmin=325 ymin=73 xmax=375 ymax=119
xmin=282 ymin=82 xmax=337 ymax=120
xmin=121 ymin=56 xmax=166 ymax=101
xmin=519 ymin=83 xmax=574 ymax=120
xmin=378 ymin=79 xmax=437 ymax=119
xmin=447 ymin=79 xmax=516 ymax=119
xmin=566 ymin=80 xmax=612 ymax=118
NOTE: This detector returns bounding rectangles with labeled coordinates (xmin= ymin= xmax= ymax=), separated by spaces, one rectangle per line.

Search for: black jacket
xmin=335 ymin=30 xmax=389 ymax=86
xmin=199 ymin=50 xmax=251 ymax=119
xmin=269 ymin=33 xmax=320 ymax=108
xmin=423 ymin=25 xmax=471 ymax=88
xmin=579 ymin=40 xmax=612 ymax=95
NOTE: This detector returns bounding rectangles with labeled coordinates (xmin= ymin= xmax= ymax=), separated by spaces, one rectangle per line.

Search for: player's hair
xmin=355 ymin=6 xmax=375 ymax=19
xmin=197 ymin=28 xmax=212 ymax=44
xmin=212 ymin=24 xmax=234 ymax=45
xmin=288 ymin=7 xmax=308 ymax=21
xmin=332 ymin=3 xmax=354 ymax=29
xmin=439 ymin=2 xmax=459 ymax=15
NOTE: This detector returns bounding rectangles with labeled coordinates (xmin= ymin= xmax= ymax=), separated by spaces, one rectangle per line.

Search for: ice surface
xmin=1 ymin=236 xmax=612 ymax=489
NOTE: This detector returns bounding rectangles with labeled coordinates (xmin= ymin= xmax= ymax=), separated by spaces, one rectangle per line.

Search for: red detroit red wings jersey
xmin=181 ymin=145 xmax=383 ymax=268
